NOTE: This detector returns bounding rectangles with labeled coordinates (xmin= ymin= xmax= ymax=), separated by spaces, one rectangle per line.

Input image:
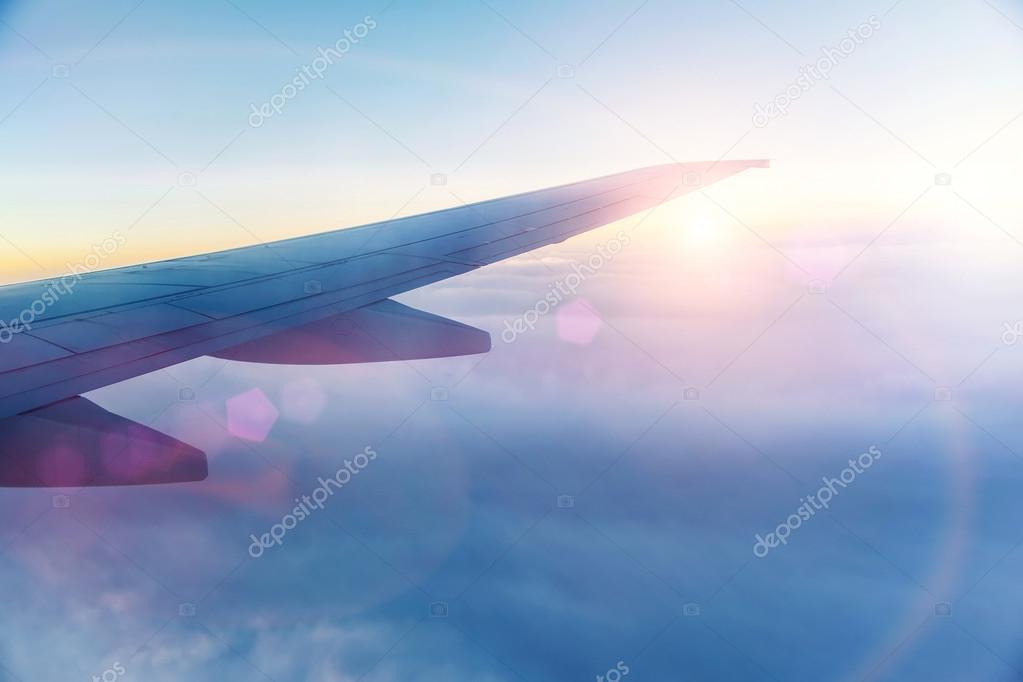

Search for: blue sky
xmin=1 ymin=1 xmax=1023 ymax=680
xmin=0 ymin=0 xmax=1019 ymax=280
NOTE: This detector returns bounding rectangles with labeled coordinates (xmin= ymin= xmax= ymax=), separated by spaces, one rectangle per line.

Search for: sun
xmin=684 ymin=213 xmax=720 ymax=247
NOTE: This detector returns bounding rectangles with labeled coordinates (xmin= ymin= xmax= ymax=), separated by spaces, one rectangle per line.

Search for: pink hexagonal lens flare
xmin=226 ymin=388 xmax=280 ymax=442
xmin=556 ymin=298 xmax=603 ymax=346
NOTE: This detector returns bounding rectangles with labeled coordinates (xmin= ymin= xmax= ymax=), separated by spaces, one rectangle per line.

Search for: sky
xmin=0 ymin=0 xmax=1019 ymax=280
xmin=0 ymin=0 xmax=1022 ymax=680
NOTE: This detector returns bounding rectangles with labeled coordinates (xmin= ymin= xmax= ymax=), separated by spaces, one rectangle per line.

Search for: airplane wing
xmin=0 ymin=160 xmax=767 ymax=486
